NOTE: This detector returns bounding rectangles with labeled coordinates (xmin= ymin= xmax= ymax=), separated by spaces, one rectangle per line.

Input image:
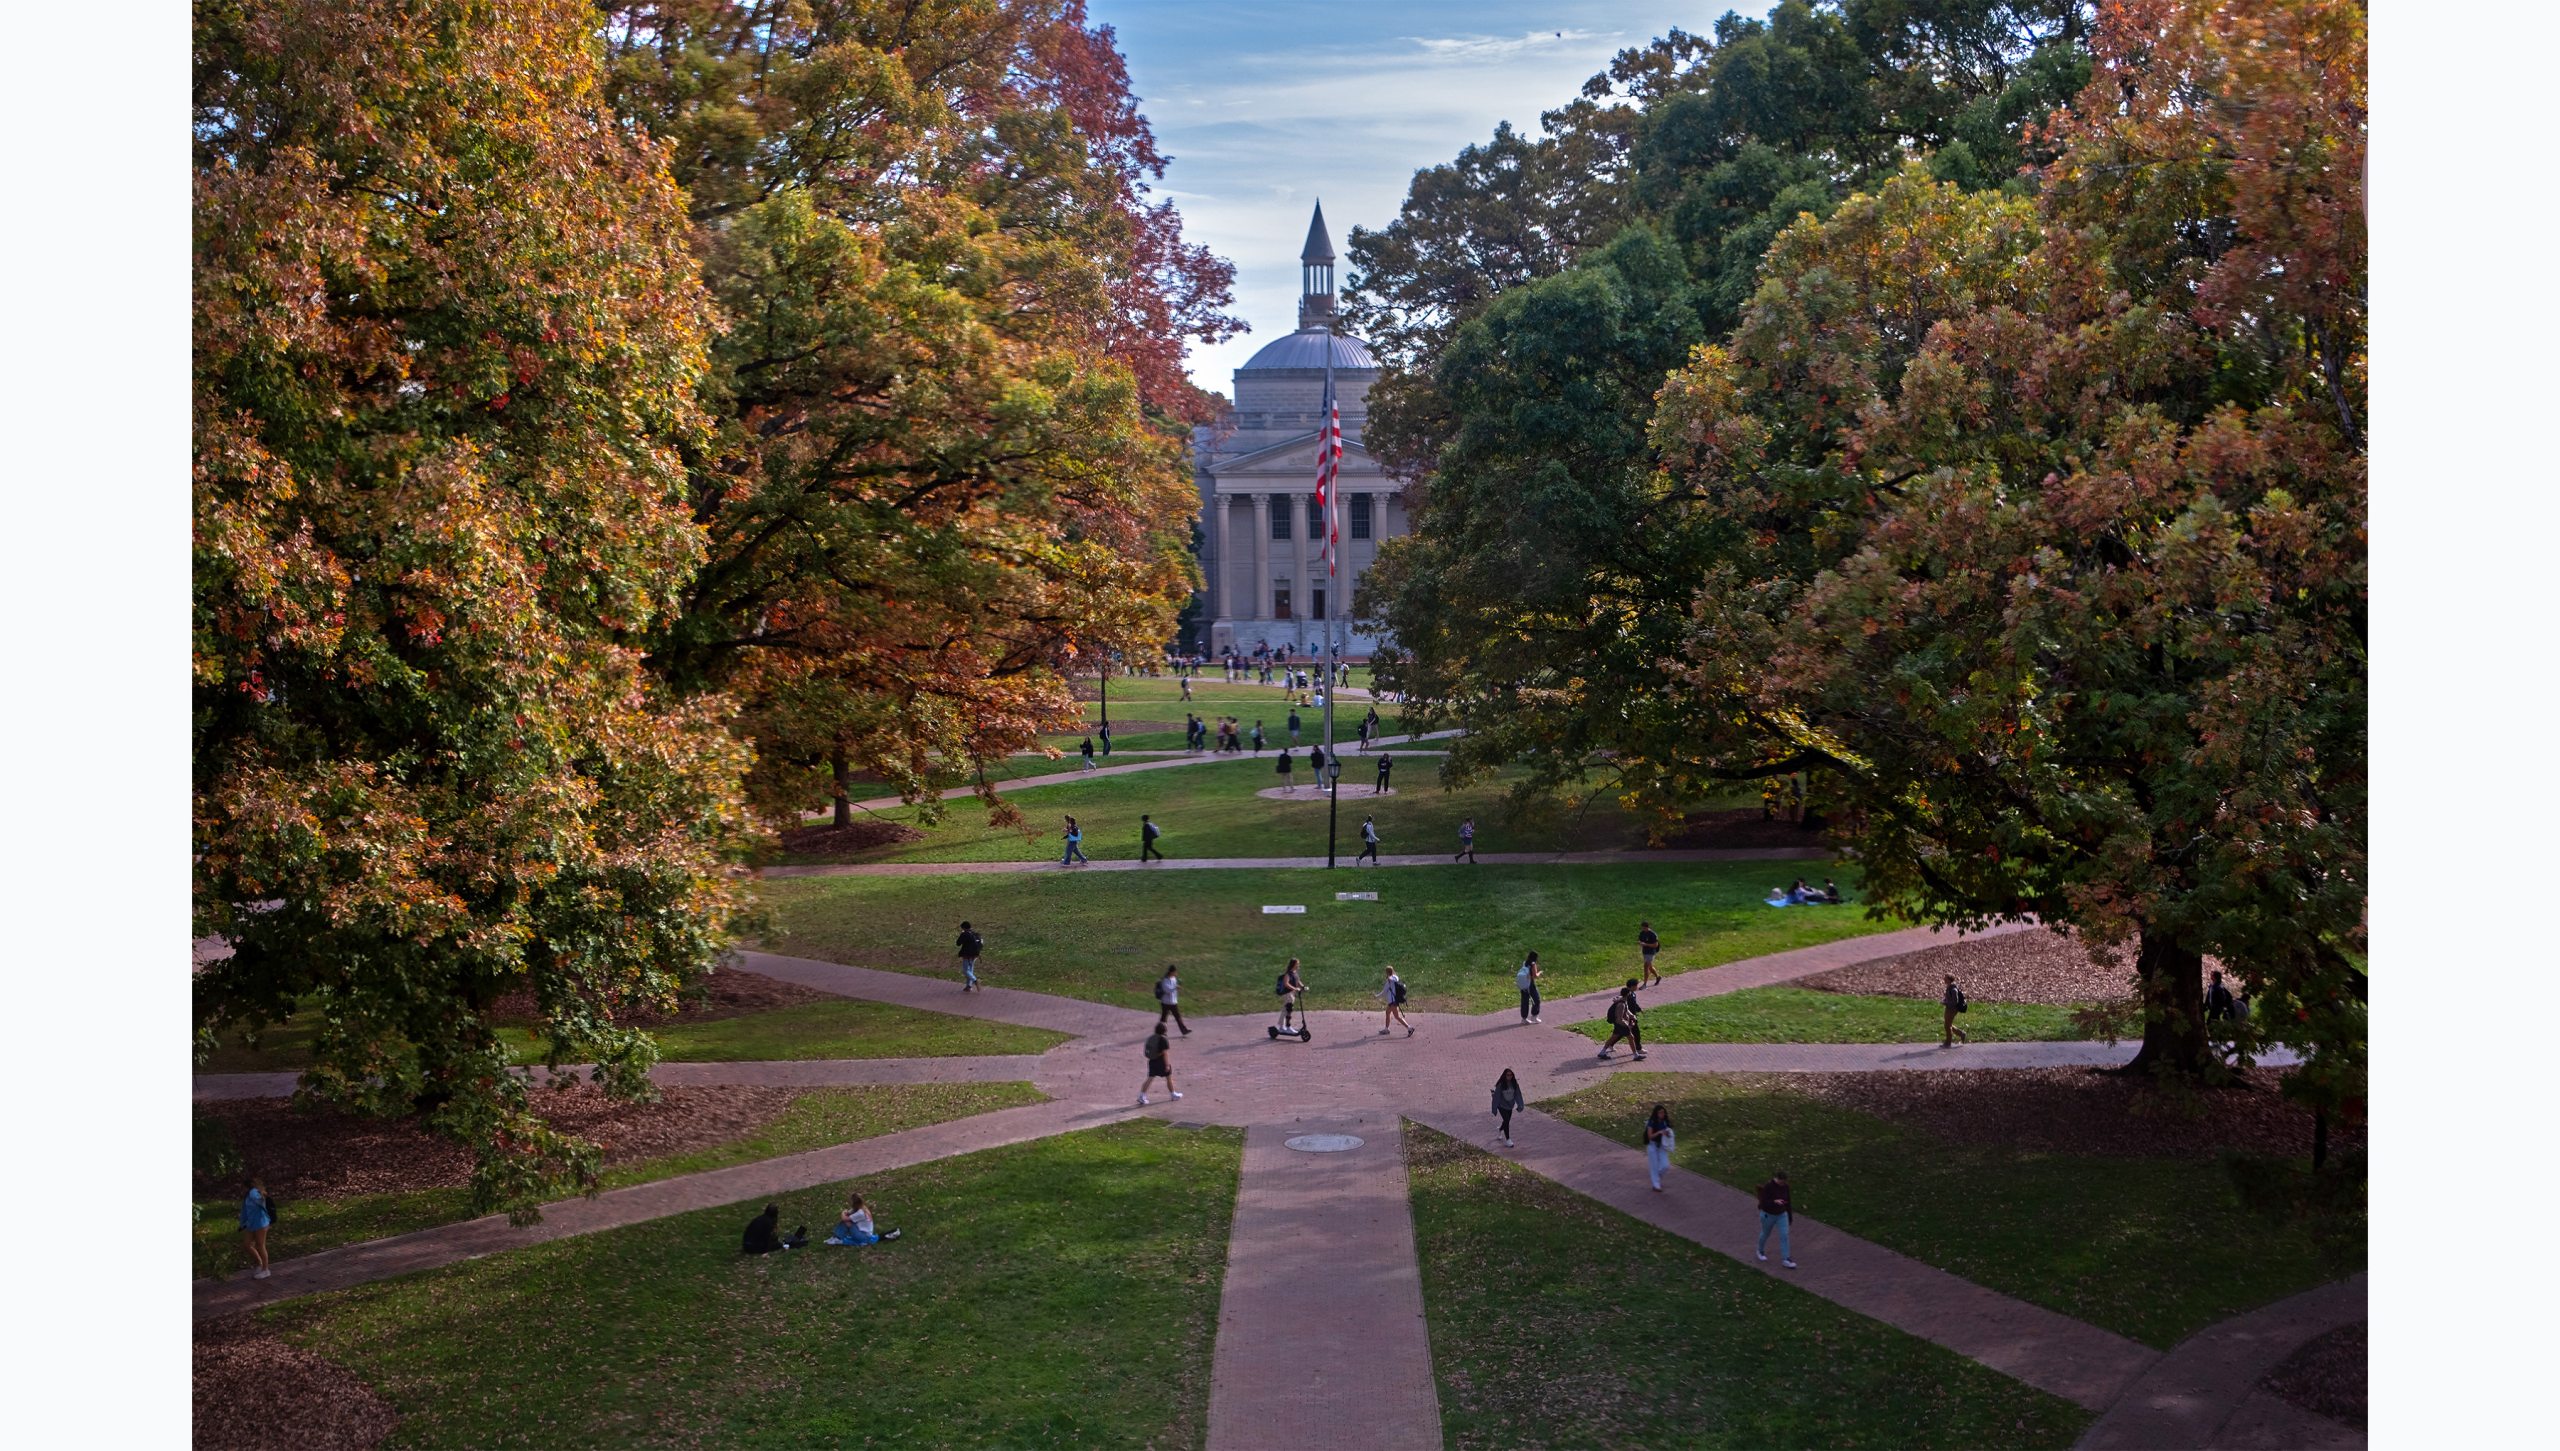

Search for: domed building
xmin=1193 ymin=203 xmax=1404 ymax=657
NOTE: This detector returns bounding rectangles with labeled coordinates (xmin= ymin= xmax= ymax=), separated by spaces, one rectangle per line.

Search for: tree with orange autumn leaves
xmin=195 ymin=0 xmax=1237 ymax=1214
xmin=1382 ymin=0 xmax=2364 ymax=1105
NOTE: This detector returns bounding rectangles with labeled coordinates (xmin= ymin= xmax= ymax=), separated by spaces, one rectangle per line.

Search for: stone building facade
xmin=1192 ymin=204 xmax=1400 ymax=657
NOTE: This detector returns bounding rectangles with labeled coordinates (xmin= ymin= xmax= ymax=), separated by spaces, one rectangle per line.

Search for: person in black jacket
xmin=742 ymin=1204 xmax=807 ymax=1254
xmin=1598 ymin=980 xmax=1647 ymax=1061
xmin=956 ymin=921 xmax=985 ymax=992
xmin=1491 ymin=1068 xmax=1525 ymax=1148
xmin=1755 ymin=1173 xmax=1796 ymax=1268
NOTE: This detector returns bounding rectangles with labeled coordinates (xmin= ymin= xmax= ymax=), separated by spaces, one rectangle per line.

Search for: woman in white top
xmin=826 ymin=1192 xmax=902 ymax=1247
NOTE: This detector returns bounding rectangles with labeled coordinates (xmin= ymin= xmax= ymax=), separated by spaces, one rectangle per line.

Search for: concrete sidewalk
xmin=1206 ymin=1117 xmax=1442 ymax=1451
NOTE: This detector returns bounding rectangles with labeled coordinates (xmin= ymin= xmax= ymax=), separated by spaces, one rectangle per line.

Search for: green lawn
xmin=1547 ymin=1073 xmax=2354 ymax=1348
xmin=200 ymin=991 xmax=1055 ymax=1075
xmin=1408 ymin=1124 xmax=2088 ymax=1448
xmin=760 ymin=862 xmax=1900 ymax=1015
xmin=195 ymin=1082 xmax=1046 ymax=1280
xmin=1037 ymin=674 xmax=1404 ymax=753
xmin=765 ymin=754 xmax=1681 ymax=865
xmin=1573 ymin=986 xmax=2097 ymax=1042
xmin=259 ymin=1120 xmax=1240 ymax=1449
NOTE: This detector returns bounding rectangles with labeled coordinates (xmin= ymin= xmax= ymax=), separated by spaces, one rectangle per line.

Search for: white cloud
xmin=1406 ymin=28 xmax=1602 ymax=60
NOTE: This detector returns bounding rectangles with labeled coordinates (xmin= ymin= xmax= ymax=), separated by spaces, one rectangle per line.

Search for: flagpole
xmin=1322 ymin=322 xmax=1340 ymax=870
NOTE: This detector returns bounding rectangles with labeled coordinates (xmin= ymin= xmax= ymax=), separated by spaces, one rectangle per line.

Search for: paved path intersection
xmin=194 ymin=919 xmax=2356 ymax=1448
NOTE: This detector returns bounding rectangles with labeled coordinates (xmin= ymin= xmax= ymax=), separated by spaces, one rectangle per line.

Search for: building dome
xmin=1238 ymin=328 xmax=1378 ymax=372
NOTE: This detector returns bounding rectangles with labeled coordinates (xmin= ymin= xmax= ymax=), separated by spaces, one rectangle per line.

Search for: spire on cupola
xmin=1298 ymin=200 xmax=1337 ymax=330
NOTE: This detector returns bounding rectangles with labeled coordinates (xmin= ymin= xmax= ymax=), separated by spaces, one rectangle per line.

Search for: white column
xmin=1290 ymin=491 xmax=1311 ymax=644
xmin=1251 ymin=493 xmax=1271 ymax=626
xmin=1215 ymin=491 xmax=1236 ymax=621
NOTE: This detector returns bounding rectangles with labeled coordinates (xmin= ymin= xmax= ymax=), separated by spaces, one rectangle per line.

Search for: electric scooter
xmin=1268 ymin=989 xmax=1313 ymax=1043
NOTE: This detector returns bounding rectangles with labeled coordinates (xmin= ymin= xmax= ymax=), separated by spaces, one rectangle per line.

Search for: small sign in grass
xmin=1261 ymin=904 xmax=1307 ymax=914
xmin=1336 ymin=891 xmax=1379 ymax=901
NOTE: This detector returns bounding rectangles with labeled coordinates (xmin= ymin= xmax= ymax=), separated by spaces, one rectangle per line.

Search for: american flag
xmin=1313 ymin=377 xmax=1342 ymax=576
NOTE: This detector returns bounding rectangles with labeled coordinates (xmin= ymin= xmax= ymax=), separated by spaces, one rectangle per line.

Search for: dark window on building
xmin=1272 ymin=582 xmax=1292 ymax=619
xmin=1312 ymin=587 xmax=1327 ymax=621
xmin=1350 ymin=494 xmax=1372 ymax=540
xmin=1271 ymin=498 xmax=1291 ymax=539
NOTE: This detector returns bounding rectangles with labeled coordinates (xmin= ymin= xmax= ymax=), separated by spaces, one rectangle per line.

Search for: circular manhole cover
xmin=1284 ymin=1133 xmax=1365 ymax=1153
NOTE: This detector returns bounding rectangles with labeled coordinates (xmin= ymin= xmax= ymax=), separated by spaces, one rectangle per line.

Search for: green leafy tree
xmin=194 ymin=0 xmax=753 ymax=1214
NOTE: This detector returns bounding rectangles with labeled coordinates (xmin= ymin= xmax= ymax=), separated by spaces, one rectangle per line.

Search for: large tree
xmin=194 ymin=0 xmax=753 ymax=1212
xmin=602 ymin=1 xmax=1237 ymax=825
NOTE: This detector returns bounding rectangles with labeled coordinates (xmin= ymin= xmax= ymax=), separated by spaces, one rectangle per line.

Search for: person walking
xmin=1154 ymin=964 xmax=1191 ymax=1035
xmin=1181 ymin=674 xmax=1194 ymax=701
xmin=1139 ymin=1026 xmax=1182 ymax=1104
xmin=1373 ymin=751 xmax=1393 ymax=794
xmin=955 ymin=921 xmax=986 ymax=992
xmin=1941 ymin=973 xmax=1969 ymax=1047
xmin=1356 ymin=815 xmax=1381 ymax=865
xmin=1275 ymin=747 xmax=1295 ymax=794
xmin=1378 ymin=966 xmax=1414 ymax=1037
xmin=1060 ymin=815 xmax=1089 ymax=866
xmin=1277 ymin=957 xmax=1307 ymax=1033
xmin=1637 ymin=921 xmax=1662 ymax=986
xmin=2205 ymin=969 xmax=2237 ymax=1023
xmin=1251 ymin=720 xmax=1266 ymax=755
xmin=238 ymin=1176 xmax=274 ymax=1279
xmin=1098 ymin=719 xmax=1113 ymax=758
xmin=1308 ymin=743 xmax=1326 ymax=782
xmin=1456 ymin=817 xmax=1476 ymax=863
xmin=1644 ymin=1103 xmax=1676 ymax=1191
xmin=1141 ymin=814 xmax=1166 ymax=863
xmin=1755 ymin=1172 xmax=1796 ymax=1268
xmin=1491 ymin=1068 xmax=1524 ymax=1147
xmin=1080 ymin=735 xmax=1095 ymax=770
xmin=1598 ymin=979 xmax=1647 ymax=1060
xmin=1287 ymin=708 xmax=1302 ymax=743
xmin=1515 ymin=951 xmax=1543 ymax=1023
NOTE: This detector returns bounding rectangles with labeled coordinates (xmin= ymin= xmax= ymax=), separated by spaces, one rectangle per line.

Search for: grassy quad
xmin=1576 ymin=986 xmax=2099 ymax=1044
xmin=763 ymin=753 xmax=1735 ymax=865
xmin=760 ymin=862 xmax=1900 ymax=1015
xmin=256 ymin=1121 xmax=1241 ymax=1449
xmin=1037 ymin=674 xmax=1405 ymax=753
xmin=1546 ymin=1073 xmax=2354 ymax=1348
xmin=195 ymin=1082 xmax=1048 ymax=1279
xmin=1407 ymin=1124 xmax=2091 ymax=1449
xmin=198 ymin=995 xmax=1066 ymax=1075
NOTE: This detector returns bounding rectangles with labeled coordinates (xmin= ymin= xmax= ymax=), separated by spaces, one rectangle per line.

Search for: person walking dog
xmin=1491 ymin=1068 xmax=1525 ymax=1148
xmin=1756 ymin=1172 xmax=1797 ymax=1268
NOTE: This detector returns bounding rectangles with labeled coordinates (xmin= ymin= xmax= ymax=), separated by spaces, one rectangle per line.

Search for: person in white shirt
xmin=825 ymin=1192 xmax=901 ymax=1246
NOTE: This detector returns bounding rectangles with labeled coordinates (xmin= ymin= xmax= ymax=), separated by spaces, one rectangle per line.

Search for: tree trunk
xmin=2119 ymin=926 xmax=2212 ymax=1077
xmin=831 ymin=747 xmax=854 ymax=829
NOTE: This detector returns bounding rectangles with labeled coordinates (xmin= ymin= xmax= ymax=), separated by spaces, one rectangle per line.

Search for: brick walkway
xmin=1520 ymin=920 xmax=2039 ymax=1024
xmin=762 ymin=845 xmax=1833 ymax=879
xmin=1206 ymin=1117 xmax=1443 ymax=1450
xmin=2076 ymin=1273 xmax=2367 ymax=1450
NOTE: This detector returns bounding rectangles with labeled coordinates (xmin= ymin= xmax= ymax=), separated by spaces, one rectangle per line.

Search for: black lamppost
xmin=1325 ymin=755 xmax=1343 ymax=867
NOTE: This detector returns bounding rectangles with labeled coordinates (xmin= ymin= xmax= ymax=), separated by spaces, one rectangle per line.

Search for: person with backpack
xmin=1251 ymin=720 xmax=1266 ymax=755
xmin=1356 ymin=815 xmax=1381 ymax=865
xmin=742 ymin=1204 xmax=808 ymax=1255
xmin=955 ymin=921 xmax=986 ymax=992
xmin=1637 ymin=921 xmax=1662 ymax=986
xmin=1141 ymin=814 xmax=1165 ymax=863
xmin=1755 ymin=1172 xmax=1796 ymax=1267
xmin=1373 ymin=751 xmax=1393 ymax=795
xmin=1060 ymin=815 xmax=1089 ymax=866
xmin=1080 ymin=735 xmax=1095 ymax=770
xmin=1644 ymin=1103 xmax=1676 ymax=1191
xmin=1515 ymin=952 xmax=1543 ymax=1024
xmin=1941 ymin=973 xmax=1969 ymax=1047
xmin=238 ymin=1176 xmax=274 ymax=1279
xmin=1276 ymin=957 xmax=1306 ymax=1032
xmin=1378 ymin=966 xmax=1413 ymax=1037
xmin=1491 ymin=1068 xmax=1525 ymax=1147
xmin=1139 ymin=1026 xmax=1182 ymax=1105
xmin=1098 ymin=719 xmax=1113 ymax=758
xmin=1456 ymin=817 xmax=1476 ymax=863
xmin=1153 ymin=965 xmax=1191 ymax=1035
xmin=1598 ymin=980 xmax=1648 ymax=1061
xmin=2205 ymin=969 xmax=2237 ymax=1022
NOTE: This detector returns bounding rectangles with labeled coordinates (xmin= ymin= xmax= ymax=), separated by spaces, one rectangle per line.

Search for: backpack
xmin=958 ymin=931 xmax=983 ymax=958
xmin=2234 ymin=994 xmax=2252 ymax=1022
xmin=1144 ymin=820 xmax=1160 ymax=841
xmin=1390 ymin=978 xmax=1407 ymax=1005
xmin=1515 ymin=964 xmax=1532 ymax=991
xmin=1955 ymin=989 xmax=1969 ymax=1013
xmin=1606 ymin=998 xmax=1626 ymax=1027
xmin=260 ymin=1191 xmax=277 ymax=1226
xmin=1275 ymin=972 xmax=1291 ymax=996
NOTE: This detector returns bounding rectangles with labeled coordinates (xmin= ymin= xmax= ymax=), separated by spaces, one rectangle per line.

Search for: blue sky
xmin=1091 ymin=2 xmax=1745 ymax=392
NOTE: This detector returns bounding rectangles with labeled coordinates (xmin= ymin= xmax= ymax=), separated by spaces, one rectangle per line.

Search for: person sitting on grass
xmin=826 ymin=1193 xmax=901 ymax=1247
xmin=743 ymin=1204 xmax=809 ymax=1254
xmin=1819 ymin=878 xmax=1846 ymax=904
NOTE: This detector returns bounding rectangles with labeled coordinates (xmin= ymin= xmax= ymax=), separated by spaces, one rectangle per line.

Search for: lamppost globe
xmin=1327 ymin=759 xmax=1343 ymax=782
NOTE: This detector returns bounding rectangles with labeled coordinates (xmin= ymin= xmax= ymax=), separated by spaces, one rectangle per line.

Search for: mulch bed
xmin=195 ymin=1318 xmax=399 ymax=1451
xmin=1767 ymin=1067 xmax=2366 ymax=1161
xmin=2260 ymin=1320 xmax=2366 ymax=1428
xmin=1799 ymin=929 xmax=2227 ymax=1005
xmin=1658 ymin=808 xmax=1834 ymax=851
xmin=197 ymin=1084 xmax=802 ymax=1202
xmin=486 ymin=967 xmax=828 ymax=1031
xmin=775 ymin=819 xmax=927 ymax=860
